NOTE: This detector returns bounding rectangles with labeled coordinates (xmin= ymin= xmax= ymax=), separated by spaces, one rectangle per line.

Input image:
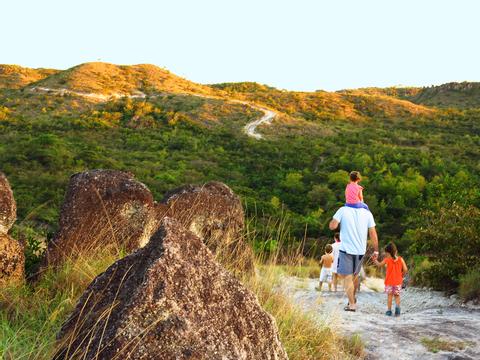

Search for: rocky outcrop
xmin=54 ymin=218 xmax=287 ymax=360
xmin=0 ymin=172 xmax=16 ymax=234
xmin=0 ymin=233 xmax=25 ymax=284
xmin=45 ymin=170 xmax=157 ymax=266
xmin=158 ymin=181 xmax=253 ymax=272
xmin=0 ymin=172 xmax=24 ymax=284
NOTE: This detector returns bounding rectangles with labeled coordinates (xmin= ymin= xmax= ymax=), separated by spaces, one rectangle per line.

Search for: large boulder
xmin=0 ymin=233 xmax=25 ymax=284
xmin=0 ymin=172 xmax=24 ymax=284
xmin=158 ymin=181 xmax=253 ymax=272
xmin=0 ymin=172 xmax=16 ymax=234
xmin=45 ymin=170 xmax=157 ymax=266
xmin=54 ymin=218 xmax=287 ymax=360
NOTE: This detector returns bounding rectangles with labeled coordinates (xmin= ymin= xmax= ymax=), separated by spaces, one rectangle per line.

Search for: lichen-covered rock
xmin=0 ymin=172 xmax=16 ymax=234
xmin=0 ymin=233 xmax=25 ymax=284
xmin=45 ymin=170 xmax=157 ymax=266
xmin=159 ymin=181 xmax=253 ymax=272
xmin=54 ymin=218 xmax=287 ymax=360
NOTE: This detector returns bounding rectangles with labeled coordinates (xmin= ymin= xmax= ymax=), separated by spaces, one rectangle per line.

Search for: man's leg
xmin=333 ymin=273 xmax=338 ymax=292
xmin=343 ymin=274 xmax=356 ymax=309
xmin=353 ymin=274 xmax=359 ymax=297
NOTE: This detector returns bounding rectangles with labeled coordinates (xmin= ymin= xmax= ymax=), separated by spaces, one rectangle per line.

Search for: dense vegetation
xmin=1 ymin=64 xmax=479 ymax=296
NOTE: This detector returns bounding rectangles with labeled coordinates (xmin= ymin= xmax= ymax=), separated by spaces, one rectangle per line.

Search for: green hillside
xmin=1 ymin=63 xmax=479 ymax=296
xmin=211 ymin=82 xmax=434 ymax=121
xmin=341 ymin=82 xmax=480 ymax=109
xmin=407 ymin=82 xmax=480 ymax=108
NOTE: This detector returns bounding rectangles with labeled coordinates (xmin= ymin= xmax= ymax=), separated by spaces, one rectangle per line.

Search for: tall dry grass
xmin=244 ymin=265 xmax=364 ymax=360
xmin=1 ymin=206 xmax=363 ymax=359
xmin=0 ymin=249 xmax=118 ymax=359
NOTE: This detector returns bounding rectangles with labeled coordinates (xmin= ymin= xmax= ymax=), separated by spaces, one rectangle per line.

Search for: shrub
xmin=408 ymin=204 xmax=480 ymax=291
xmin=459 ymin=268 xmax=480 ymax=302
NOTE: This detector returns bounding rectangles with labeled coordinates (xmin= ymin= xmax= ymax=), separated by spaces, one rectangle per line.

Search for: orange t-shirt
xmin=384 ymin=256 xmax=404 ymax=286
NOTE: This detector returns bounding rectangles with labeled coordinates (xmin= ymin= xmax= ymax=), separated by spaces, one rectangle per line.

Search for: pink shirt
xmin=345 ymin=182 xmax=363 ymax=204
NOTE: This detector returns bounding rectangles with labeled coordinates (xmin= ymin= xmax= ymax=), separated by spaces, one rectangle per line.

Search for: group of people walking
xmin=317 ymin=171 xmax=408 ymax=316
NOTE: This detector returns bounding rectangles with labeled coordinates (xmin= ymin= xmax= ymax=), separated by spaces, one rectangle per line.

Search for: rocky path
xmin=241 ymin=106 xmax=276 ymax=139
xmin=281 ymin=276 xmax=480 ymax=360
xmin=29 ymin=87 xmax=276 ymax=139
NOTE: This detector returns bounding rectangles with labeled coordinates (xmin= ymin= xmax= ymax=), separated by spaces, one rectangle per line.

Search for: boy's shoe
xmin=395 ymin=307 xmax=401 ymax=317
xmin=385 ymin=310 xmax=393 ymax=316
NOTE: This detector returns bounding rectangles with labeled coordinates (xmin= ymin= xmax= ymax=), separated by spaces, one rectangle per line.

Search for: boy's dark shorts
xmin=337 ymin=250 xmax=364 ymax=275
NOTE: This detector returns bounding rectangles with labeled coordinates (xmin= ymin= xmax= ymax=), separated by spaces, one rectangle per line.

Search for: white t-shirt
xmin=331 ymin=241 xmax=341 ymax=273
xmin=333 ymin=206 xmax=376 ymax=255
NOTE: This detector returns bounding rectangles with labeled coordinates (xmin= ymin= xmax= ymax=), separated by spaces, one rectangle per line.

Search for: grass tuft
xmin=421 ymin=337 xmax=470 ymax=353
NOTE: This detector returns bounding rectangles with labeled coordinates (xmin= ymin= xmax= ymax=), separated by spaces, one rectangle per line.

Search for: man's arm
xmin=329 ymin=219 xmax=339 ymax=231
xmin=368 ymin=226 xmax=379 ymax=260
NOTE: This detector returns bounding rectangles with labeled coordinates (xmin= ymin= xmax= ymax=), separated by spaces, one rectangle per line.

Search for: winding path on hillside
xmin=281 ymin=276 xmax=480 ymax=360
xmin=29 ymin=87 xmax=276 ymax=139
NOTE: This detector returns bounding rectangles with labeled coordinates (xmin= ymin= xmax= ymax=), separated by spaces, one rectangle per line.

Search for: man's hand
xmin=329 ymin=219 xmax=339 ymax=231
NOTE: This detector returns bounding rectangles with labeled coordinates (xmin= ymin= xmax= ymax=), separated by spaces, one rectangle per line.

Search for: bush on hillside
xmin=407 ymin=204 xmax=480 ymax=292
xmin=459 ymin=268 xmax=480 ymax=302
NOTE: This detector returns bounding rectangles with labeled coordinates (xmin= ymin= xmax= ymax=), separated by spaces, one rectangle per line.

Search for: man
xmin=329 ymin=206 xmax=378 ymax=311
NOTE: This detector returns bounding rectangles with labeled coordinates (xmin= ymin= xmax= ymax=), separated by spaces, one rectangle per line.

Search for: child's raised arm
xmin=319 ymin=255 xmax=324 ymax=266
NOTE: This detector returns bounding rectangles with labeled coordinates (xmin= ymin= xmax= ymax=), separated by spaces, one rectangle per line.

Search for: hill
xmin=407 ymin=82 xmax=480 ymax=109
xmin=30 ymin=62 xmax=218 ymax=96
xmin=0 ymin=65 xmax=59 ymax=89
xmin=212 ymin=82 xmax=434 ymax=121
xmin=340 ymin=82 xmax=480 ymax=109
xmin=338 ymin=87 xmax=422 ymax=99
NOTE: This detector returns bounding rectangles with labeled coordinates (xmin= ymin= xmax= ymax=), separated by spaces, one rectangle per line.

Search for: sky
xmin=2 ymin=0 xmax=479 ymax=91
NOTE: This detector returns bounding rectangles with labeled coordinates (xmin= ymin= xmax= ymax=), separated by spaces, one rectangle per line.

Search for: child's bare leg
xmin=394 ymin=295 xmax=401 ymax=307
xmin=318 ymin=281 xmax=323 ymax=291
xmin=387 ymin=293 xmax=393 ymax=310
xmin=328 ymin=282 xmax=332 ymax=291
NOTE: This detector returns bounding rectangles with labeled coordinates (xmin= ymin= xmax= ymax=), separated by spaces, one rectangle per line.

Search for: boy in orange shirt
xmin=373 ymin=242 xmax=408 ymax=316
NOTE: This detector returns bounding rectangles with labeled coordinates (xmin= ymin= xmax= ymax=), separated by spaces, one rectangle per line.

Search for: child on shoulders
xmin=373 ymin=242 xmax=408 ymax=316
xmin=345 ymin=171 xmax=369 ymax=211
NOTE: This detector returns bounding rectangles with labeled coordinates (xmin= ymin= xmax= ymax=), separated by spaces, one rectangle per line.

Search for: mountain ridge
xmin=2 ymin=63 xmax=479 ymax=125
xmin=0 ymin=64 xmax=59 ymax=89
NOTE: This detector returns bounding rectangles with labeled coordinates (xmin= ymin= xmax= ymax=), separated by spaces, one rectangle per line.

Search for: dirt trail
xmin=29 ymin=87 xmax=276 ymax=139
xmin=281 ymin=276 xmax=480 ymax=360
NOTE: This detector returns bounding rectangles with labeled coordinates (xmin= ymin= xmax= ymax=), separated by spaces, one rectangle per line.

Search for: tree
xmin=407 ymin=204 xmax=480 ymax=291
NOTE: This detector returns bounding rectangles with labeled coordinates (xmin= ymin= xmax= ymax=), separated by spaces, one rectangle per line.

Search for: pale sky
xmin=2 ymin=0 xmax=479 ymax=91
